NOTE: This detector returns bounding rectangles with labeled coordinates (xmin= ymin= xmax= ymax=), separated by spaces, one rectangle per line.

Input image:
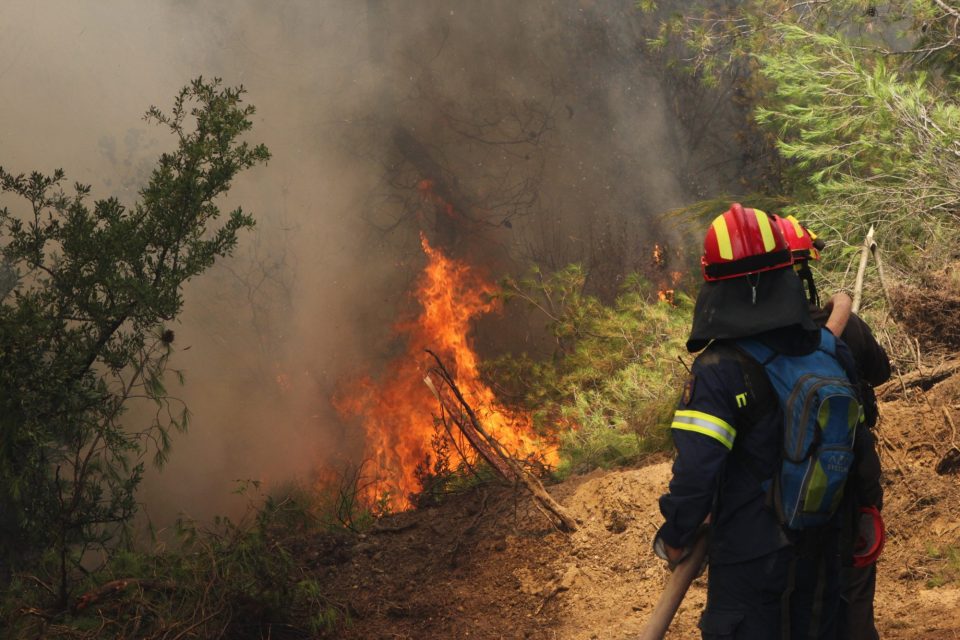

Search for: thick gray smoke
xmin=0 ymin=1 xmax=750 ymax=525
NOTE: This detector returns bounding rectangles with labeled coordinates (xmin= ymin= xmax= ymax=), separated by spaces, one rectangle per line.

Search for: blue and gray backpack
xmin=736 ymin=328 xmax=862 ymax=530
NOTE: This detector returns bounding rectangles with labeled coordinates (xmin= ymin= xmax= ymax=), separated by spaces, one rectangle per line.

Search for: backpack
xmin=736 ymin=328 xmax=862 ymax=530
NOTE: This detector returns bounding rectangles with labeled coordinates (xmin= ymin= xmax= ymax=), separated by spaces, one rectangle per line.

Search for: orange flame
xmin=417 ymin=179 xmax=457 ymax=220
xmin=652 ymin=243 xmax=665 ymax=268
xmin=333 ymin=234 xmax=555 ymax=510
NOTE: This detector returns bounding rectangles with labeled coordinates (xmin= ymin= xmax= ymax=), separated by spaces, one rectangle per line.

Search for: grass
xmin=925 ymin=543 xmax=960 ymax=588
xmin=0 ymin=476 xmax=378 ymax=639
xmin=553 ymin=392 xmax=676 ymax=478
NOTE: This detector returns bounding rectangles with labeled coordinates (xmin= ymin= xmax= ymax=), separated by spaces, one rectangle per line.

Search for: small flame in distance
xmin=333 ymin=234 xmax=556 ymax=511
xmin=652 ymin=243 xmax=665 ymax=268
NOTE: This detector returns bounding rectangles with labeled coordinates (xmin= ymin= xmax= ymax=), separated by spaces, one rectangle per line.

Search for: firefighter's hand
xmin=663 ymin=543 xmax=685 ymax=565
xmin=825 ymin=291 xmax=853 ymax=337
xmin=653 ymin=533 xmax=687 ymax=570
xmin=653 ymin=516 xmax=710 ymax=570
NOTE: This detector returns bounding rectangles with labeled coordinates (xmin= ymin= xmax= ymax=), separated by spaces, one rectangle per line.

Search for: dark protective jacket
xmin=657 ymin=326 xmax=869 ymax=565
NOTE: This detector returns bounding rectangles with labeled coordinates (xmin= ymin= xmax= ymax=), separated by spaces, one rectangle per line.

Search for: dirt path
xmin=317 ymin=372 xmax=960 ymax=639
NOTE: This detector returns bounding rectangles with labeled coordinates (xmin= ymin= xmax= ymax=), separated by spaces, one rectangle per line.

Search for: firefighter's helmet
xmin=701 ymin=203 xmax=794 ymax=281
xmin=775 ymin=214 xmax=823 ymax=261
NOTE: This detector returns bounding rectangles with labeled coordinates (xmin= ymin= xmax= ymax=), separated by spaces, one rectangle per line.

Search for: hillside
xmin=311 ymin=365 xmax=960 ymax=639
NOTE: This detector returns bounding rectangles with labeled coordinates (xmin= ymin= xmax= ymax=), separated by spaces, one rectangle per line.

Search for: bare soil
xmin=314 ymin=371 xmax=960 ymax=639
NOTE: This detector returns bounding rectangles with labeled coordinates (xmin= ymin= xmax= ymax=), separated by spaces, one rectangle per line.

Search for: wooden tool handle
xmin=638 ymin=532 xmax=709 ymax=640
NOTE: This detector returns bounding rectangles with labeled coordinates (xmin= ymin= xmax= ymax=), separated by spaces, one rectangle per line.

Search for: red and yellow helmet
xmin=701 ymin=203 xmax=794 ymax=281
xmin=775 ymin=214 xmax=821 ymax=261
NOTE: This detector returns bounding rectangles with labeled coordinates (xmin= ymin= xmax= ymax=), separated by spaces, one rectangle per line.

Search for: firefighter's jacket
xmin=657 ymin=327 xmax=871 ymax=565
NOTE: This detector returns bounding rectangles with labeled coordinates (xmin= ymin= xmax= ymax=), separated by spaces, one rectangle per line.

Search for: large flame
xmin=333 ymin=234 xmax=555 ymax=511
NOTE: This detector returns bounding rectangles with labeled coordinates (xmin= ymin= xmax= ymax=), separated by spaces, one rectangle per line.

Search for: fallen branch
xmin=876 ymin=359 xmax=960 ymax=400
xmin=423 ymin=375 xmax=516 ymax=481
xmin=423 ymin=350 xmax=578 ymax=532
xmin=73 ymin=578 xmax=176 ymax=613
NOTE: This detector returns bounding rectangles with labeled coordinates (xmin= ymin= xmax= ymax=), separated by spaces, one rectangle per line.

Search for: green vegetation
xmin=0 ymin=78 xmax=269 ymax=606
xmin=754 ymin=24 xmax=960 ymax=271
xmin=483 ymin=1 xmax=960 ymax=483
xmin=8 ymin=5 xmax=960 ymax=636
xmin=925 ymin=543 xmax=960 ymax=588
xmin=640 ymin=1 xmax=960 ymax=362
xmin=1 ymin=480 xmax=365 ymax=639
xmin=486 ymin=265 xmax=693 ymax=475
xmin=642 ymin=1 xmax=960 ymax=272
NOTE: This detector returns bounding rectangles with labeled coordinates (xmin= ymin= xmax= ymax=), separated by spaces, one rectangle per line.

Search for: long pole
xmin=852 ymin=225 xmax=875 ymax=314
xmin=638 ymin=532 xmax=709 ymax=640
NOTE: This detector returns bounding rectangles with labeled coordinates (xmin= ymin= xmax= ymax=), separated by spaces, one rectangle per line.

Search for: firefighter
xmin=775 ymin=214 xmax=890 ymax=640
xmin=654 ymin=203 xmax=867 ymax=639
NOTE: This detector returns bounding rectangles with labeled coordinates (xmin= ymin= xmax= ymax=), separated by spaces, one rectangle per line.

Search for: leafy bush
xmin=487 ymin=265 xmax=692 ymax=475
xmin=554 ymin=360 xmax=679 ymax=475
xmin=0 ymin=78 xmax=269 ymax=605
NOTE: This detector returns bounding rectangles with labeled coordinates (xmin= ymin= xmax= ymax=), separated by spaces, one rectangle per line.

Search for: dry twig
xmin=423 ymin=350 xmax=577 ymax=532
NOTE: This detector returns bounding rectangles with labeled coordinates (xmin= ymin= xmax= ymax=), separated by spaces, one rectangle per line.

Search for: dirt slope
xmin=316 ymin=370 xmax=960 ymax=639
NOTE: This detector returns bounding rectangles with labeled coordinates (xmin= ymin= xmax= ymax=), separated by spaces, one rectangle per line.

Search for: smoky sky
xmin=0 ymin=0 xmax=749 ymax=525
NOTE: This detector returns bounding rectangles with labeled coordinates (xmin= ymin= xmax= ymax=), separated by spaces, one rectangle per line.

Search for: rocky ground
xmin=313 ymin=363 xmax=960 ymax=639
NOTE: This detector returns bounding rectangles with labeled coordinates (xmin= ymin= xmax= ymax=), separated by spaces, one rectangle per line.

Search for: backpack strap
xmin=723 ymin=339 xmax=788 ymax=515
xmin=816 ymin=328 xmax=837 ymax=357
xmin=816 ymin=328 xmax=862 ymax=391
xmin=703 ymin=341 xmax=780 ymax=428
xmin=735 ymin=336 xmax=778 ymax=367
xmin=740 ymin=328 xmax=838 ymax=369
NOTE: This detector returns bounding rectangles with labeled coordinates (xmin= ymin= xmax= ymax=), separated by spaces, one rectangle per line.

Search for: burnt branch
xmin=423 ymin=349 xmax=577 ymax=532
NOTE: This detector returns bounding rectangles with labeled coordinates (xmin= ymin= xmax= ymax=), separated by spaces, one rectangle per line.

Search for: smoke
xmin=0 ymin=0 xmax=750 ymax=525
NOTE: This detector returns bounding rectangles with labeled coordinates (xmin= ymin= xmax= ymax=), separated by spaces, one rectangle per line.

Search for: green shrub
xmin=0 ymin=77 xmax=269 ymax=605
xmin=487 ymin=266 xmax=692 ymax=475
xmin=0 ymin=478 xmax=368 ymax=639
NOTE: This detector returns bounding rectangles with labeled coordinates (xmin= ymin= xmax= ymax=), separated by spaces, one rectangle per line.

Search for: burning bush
xmin=333 ymin=235 xmax=557 ymax=512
